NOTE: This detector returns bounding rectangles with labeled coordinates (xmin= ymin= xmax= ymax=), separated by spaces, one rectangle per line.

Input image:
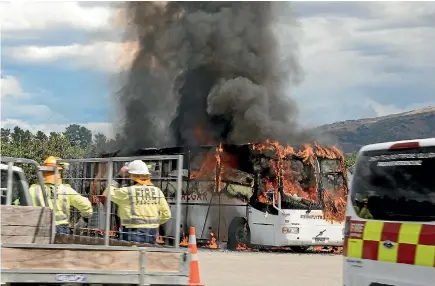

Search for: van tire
xmin=227 ymin=217 xmax=251 ymax=251
xmin=290 ymin=246 xmax=310 ymax=253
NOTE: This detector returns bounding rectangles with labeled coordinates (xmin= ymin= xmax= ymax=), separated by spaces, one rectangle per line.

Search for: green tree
xmin=11 ymin=126 xmax=25 ymax=145
xmin=63 ymin=124 xmax=92 ymax=148
xmin=1 ymin=128 xmax=11 ymax=143
xmin=49 ymin=132 xmax=60 ymax=139
xmin=22 ymin=130 xmax=34 ymax=145
xmin=1 ymin=126 xmax=91 ymax=184
xmin=92 ymin=132 xmax=108 ymax=154
xmin=344 ymin=152 xmax=357 ymax=169
xmin=35 ymin=131 xmax=48 ymax=141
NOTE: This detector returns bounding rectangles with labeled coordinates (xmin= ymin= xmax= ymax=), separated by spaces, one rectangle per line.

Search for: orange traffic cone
xmin=188 ymin=227 xmax=204 ymax=286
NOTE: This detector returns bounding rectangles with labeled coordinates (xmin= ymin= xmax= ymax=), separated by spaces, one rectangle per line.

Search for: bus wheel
xmin=290 ymin=246 xmax=310 ymax=253
xmin=227 ymin=217 xmax=251 ymax=251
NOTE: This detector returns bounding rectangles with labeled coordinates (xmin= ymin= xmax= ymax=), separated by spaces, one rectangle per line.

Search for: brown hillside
xmin=316 ymin=106 xmax=435 ymax=153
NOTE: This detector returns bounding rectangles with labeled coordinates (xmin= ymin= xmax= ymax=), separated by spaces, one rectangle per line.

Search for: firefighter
xmin=28 ymin=156 xmax=93 ymax=234
xmin=359 ymin=198 xmax=373 ymax=219
xmin=353 ymin=198 xmax=361 ymax=214
xmin=103 ymin=160 xmax=171 ymax=244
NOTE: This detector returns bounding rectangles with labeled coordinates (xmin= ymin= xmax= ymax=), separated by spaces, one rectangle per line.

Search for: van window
xmin=351 ymin=146 xmax=435 ymax=222
xmin=1 ymin=169 xmax=24 ymax=205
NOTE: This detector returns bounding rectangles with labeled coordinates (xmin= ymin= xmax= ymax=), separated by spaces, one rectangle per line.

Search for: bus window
xmin=320 ymin=172 xmax=345 ymax=193
xmin=1 ymin=170 xmax=24 ymax=205
xmin=319 ymin=159 xmax=341 ymax=173
xmin=281 ymin=158 xmax=320 ymax=210
xmin=351 ymin=146 xmax=435 ymax=222
xmin=319 ymin=159 xmax=346 ymax=194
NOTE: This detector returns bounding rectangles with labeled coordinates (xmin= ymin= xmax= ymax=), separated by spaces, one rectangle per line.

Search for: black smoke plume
xmin=116 ymin=2 xmax=307 ymax=150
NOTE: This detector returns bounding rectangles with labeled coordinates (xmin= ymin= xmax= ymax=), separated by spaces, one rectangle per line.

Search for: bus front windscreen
xmin=319 ymin=159 xmax=346 ymax=194
xmin=281 ymin=158 xmax=321 ymax=210
xmin=351 ymin=146 xmax=435 ymax=222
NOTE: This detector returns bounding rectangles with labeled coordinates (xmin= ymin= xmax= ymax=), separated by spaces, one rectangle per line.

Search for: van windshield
xmin=1 ymin=170 xmax=24 ymax=205
xmin=351 ymin=146 xmax=435 ymax=222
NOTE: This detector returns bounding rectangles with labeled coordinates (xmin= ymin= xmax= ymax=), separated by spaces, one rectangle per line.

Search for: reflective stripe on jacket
xmin=103 ymin=183 xmax=171 ymax=229
xmin=29 ymin=184 xmax=93 ymax=225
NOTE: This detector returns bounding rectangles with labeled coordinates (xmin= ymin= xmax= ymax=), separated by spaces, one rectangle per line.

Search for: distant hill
xmin=316 ymin=106 xmax=435 ymax=153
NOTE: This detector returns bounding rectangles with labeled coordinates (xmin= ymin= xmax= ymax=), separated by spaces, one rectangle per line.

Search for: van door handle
xmin=383 ymin=241 xmax=395 ymax=249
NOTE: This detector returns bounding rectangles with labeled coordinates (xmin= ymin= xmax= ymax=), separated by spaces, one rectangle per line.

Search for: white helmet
xmin=127 ymin=160 xmax=150 ymax=175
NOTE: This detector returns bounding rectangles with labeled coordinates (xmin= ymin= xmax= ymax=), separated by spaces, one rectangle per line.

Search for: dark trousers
xmin=56 ymin=224 xmax=71 ymax=235
xmin=121 ymin=226 xmax=158 ymax=244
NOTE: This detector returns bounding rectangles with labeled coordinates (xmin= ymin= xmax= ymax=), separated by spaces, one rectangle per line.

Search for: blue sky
xmin=1 ymin=1 xmax=435 ymax=138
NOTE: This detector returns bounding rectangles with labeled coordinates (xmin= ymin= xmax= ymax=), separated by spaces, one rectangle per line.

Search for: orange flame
xmin=296 ymin=144 xmax=315 ymax=165
xmin=179 ymin=233 xmax=188 ymax=247
xmin=236 ymin=243 xmax=252 ymax=251
xmin=72 ymin=227 xmax=117 ymax=238
xmin=156 ymin=234 xmax=164 ymax=244
xmin=190 ymin=149 xmax=218 ymax=180
xmin=312 ymin=246 xmax=343 ymax=254
xmin=314 ymin=142 xmax=343 ymax=159
xmin=215 ymin=144 xmax=223 ymax=192
xmin=190 ymin=142 xmax=237 ymax=194
xmin=186 ymin=133 xmax=348 ymax=222
xmin=206 ymin=232 xmax=219 ymax=249
xmin=323 ymin=187 xmax=347 ymax=222
xmin=253 ymin=140 xmax=348 ymax=222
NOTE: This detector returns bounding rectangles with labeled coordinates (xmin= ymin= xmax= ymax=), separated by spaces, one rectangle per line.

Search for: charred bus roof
xmin=100 ymin=143 xmax=254 ymax=158
xmin=100 ymin=142 xmax=345 ymax=166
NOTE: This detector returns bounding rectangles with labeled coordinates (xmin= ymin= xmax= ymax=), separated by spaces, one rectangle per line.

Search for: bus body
xmin=106 ymin=143 xmax=347 ymax=250
xmin=343 ymin=138 xmax=435 ymax=286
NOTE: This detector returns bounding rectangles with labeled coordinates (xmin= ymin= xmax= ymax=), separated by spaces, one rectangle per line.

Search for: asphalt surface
xmin=198 ymin=250 xmax=343 ymax=286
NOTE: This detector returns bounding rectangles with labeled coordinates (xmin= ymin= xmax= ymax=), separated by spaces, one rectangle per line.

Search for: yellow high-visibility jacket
xmin=29 ymin=183 xmax=93 ymax=225
xmin=359 ymin=206 xmax=374 ymax=219
xmin=353 ymin=205 xmax=361 ymax=215
xmin=103 ymin=183 xmax=171 ymax=229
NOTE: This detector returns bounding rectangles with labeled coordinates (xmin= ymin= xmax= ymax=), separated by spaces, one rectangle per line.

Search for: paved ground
xmin=198 ymin=250 xmax=343 ymax=286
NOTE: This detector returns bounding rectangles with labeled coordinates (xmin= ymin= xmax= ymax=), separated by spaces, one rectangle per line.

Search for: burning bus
xmin=90 ymin=140 xmax=348 ymax=252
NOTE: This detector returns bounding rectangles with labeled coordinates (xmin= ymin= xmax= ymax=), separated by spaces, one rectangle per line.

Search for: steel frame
xmin=52 ymin=155 xmax=184 ymax=247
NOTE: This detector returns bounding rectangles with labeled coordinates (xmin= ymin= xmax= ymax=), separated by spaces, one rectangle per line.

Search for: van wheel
xmin=227 ymin=217 xmax=251 ymax=251
xmin=291 ymin=246 xmax=310 ymax=253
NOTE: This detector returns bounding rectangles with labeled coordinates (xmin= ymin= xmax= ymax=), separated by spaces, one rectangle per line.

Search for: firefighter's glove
xmin=119 ymin=165 xmax=129 ymax=178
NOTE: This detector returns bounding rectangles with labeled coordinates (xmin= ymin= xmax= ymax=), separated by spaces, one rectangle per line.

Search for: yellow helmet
xmin=42 ymin=156 xmax=69 ymax=171
xmin=43 ymin=156 xmax=58 ymax=167
xmin=42 ymin=156 xmax=68 ymax=184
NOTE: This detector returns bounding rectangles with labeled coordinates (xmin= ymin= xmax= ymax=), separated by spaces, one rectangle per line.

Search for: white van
xmin=343 ymin=138 xmax=435 ymax=286
xmin=0 ymin=163 xmax=31 ymax=205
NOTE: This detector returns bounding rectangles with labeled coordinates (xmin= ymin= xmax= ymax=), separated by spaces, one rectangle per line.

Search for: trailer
xmin=98 ymin=142 xmax=348 ymax=252
xmin=0 ymin=155 xmax=190 ymax=285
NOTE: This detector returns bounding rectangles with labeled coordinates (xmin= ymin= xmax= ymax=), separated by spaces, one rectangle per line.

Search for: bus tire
xmin=227 ymin=217 xmax=251 ymax=251
xmin=290 ymin=246 xmax=310 ymax=253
